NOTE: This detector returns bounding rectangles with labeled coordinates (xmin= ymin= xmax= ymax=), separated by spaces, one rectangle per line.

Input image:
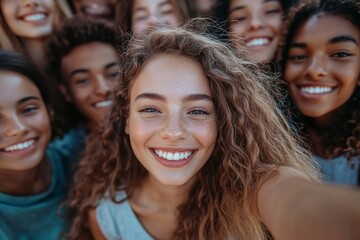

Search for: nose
xmin=147 ymin=14 xmax=161 ymax=27
xmin=5 ymin=115 xmax=28 ymax=137
xmin=160 ymin=112 xmax=188 ymax=142
xmin=21 ymin=0 xmax=39 ymax=7
xmin=249 ymin=13 xmax=264 ymax=30
xmin=94 ymin=76 xmax=111 ymax=97
xmin=306 ymin=55 xmax=328 ymax=80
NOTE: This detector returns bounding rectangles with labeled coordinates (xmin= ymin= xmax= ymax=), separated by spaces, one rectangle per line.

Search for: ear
xmin=59 ymin=84 xmax=72 ymax=102
xmin=125 ymin=117 xmax=129 ymax=135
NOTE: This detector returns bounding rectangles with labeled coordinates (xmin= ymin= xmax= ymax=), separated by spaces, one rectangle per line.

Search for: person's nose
xmin=4 ymin=114 xmax=28 ymax=137
xmin=94 ymin=76 xmax=111 ymax=97
xmin=306 ymin=55 xmax=328 ymax=80
xmin=21 ymin=0 xmax=40 ymax=7
xmin=159 ymin=112 xmax=188 ymax=142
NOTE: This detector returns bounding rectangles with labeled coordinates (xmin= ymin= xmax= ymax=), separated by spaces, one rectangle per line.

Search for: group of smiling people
xmin=0 ymin=0 xmax=360 ymax=239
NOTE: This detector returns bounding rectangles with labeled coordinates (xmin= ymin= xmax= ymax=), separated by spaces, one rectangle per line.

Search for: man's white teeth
xmin=4 ymin=140 xmax=35 ymax=152
xmin=95 ymin=100 xmax=112 ymax=108
xmin=23 ymin=14 xmax=46 ymax=22
xmin=301 ymin=86 xmax=332 ymax=94
xmin=246 ymin=38 xmax=270 ymax=47
xmin=154 ymin=150 xmax=192 ymax=161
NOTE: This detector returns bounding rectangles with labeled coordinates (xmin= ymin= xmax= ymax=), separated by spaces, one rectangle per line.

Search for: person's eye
xmin=22 ymin=106 xmax=38 ymax=115
xmin=139 ymin=107 xmax=161 ymax=113
xmin=188 ymin=109 xmax=210 ymax=115
xmin=161 ymin=9 xmax=174 ymax=15
xmin=331 ymin=51 xmax=354 ymax=58
xmin=265 ymin=8 xmax=282 ymax=14
xmin=134 ymin=15 xmax=147 ymax=21
xmin=107 ymin=72 xmax=120 ymax=79
xmin=75 ymin=78 xmax=89 ymax=85
xmin=230 ymin=16 xmax=247 ymax=23
xmin=288 ymin=54 xmax=307 ymax=62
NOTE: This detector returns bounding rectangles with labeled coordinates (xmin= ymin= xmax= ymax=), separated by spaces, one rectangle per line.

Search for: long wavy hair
xmin=278 ymin=0 xmax=360 ymax=160
xmin=0 ymin=0 xmax=72 ymax=54
xmin=68 ymin=21 xmax=320 ymax=239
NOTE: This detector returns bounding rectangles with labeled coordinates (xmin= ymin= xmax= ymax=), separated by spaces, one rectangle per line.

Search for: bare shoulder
xmin=88 ymin=208 xmax=107 ymax=240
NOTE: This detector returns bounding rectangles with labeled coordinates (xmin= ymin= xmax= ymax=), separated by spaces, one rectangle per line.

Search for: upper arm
xmin=88 ymin=208 xmax=107 ymax=240
xmin=258 ymin=167 xmax=311 ymax=239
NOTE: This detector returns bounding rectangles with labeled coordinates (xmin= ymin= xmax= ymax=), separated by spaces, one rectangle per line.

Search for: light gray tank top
xmin=96 ymin=191 xmax=154 ymax=240
xmin=314 ymin=154 xmax=359 ymax=186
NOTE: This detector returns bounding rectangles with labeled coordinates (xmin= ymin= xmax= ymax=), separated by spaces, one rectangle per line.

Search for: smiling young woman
xmin=67 ymin=21 xmax=360 ymax=240
xmin=0 ymin=0 xmax=71 ymax=69
xmin=279 ymin=0 xmax=360 ymax=186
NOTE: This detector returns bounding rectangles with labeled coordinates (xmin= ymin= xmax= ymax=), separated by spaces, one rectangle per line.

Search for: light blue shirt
xmin=97 ymin=191 xmax=154 ymax=240
xmin=314 ymin=154 xmax=359 ymax=186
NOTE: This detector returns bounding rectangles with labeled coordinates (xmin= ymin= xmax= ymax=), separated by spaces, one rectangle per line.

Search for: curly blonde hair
xmin=68 ymin=21 xmax=320 ymax=239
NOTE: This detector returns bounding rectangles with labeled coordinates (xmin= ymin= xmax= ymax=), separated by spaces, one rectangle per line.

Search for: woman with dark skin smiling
xmin=67 ymin=23 xmax=360 ymax=240
xmin=279 ymin=0 xmax=360 ymax=185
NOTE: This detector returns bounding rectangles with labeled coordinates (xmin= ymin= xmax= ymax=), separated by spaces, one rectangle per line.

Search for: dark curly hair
xmin=47 ymin=16 xmax=117 ymax=85
xmin=46 ymin=16 xmax=118 ymax=128
xmin=67 ymin=21 xmax=320 ymax=239
xmin=278 ymin=0 xmax=360 ymax=160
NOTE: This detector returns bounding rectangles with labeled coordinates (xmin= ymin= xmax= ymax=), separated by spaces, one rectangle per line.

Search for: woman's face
xmin=131 ymin=0 xmax=181 ymax=37
xmin=0 ymin=71 xmax=51 ymax=171
xmin=72 ymin=0 xmax=116 ymax=25
xmin=285 ymin=14 xmax=360 ymax=122
xmin=1 ymin=0 xmax=55 ymax=39
xmin=125 ymin=54 xmax=217 ymax=186
xmin=228 ymin=0 xmax=283 ymax=63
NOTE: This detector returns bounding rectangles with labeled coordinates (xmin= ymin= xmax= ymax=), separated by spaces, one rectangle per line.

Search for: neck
xmin=0 ymin=158 xmax=51 ymax=196
xmin=21 ymin=38 xmax=47 ymax=70
xmin=135 ymin=174 xmax=195 ymax=212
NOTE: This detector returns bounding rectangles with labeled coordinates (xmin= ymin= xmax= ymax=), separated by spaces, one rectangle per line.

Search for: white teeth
xmin=246 ymin=38 xmax=270 ymax=47
xmin=94 ymin=100 xmax=112 ymax=108
xmin=301 ymin=86 xmax=333 ymax=94
xmin=23 ymin=14 xmax=46 ymax=22
xmin=3 ymin=139 xmax=35 ymax=152
xmin=154 ymin=149 xmax=192 ymax=161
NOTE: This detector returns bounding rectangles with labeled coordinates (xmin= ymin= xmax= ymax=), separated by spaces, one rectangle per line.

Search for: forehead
xmin=131 ymin=54 xmax=211 ymax=97
xmin=0 ymin=71 xmax=41 ymax=105
xmin=60 ymin=42 xmax=118 ymax=72
xmin=133 ymin=0 xmax=173 ymax=9
xmin=294 ymin=14 xmax=360 ymax=42
xmin=230 ymin=0 xmax=280 ymax=9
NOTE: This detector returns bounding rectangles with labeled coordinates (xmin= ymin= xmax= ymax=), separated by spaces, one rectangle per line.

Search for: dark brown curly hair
xmin=67 ymin=21 xmax=320 ymax=239
xmin=278 ymin=0 xmax=360 ymax=160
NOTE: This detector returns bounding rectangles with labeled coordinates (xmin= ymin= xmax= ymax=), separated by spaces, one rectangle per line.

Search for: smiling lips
xmin=154 ymin=149 xmax=193 ymax=161
xmin=1 ymin=139 xmax=36 ymax=152
xmin=20 ymin=12 xmax=48 ymax=23
xmin=245 ymin=37 xmax=271 ymax=48
xmin=300 ymin=86 xmax=333 ymax=94
xmin=93 ymin=99 xmax=112 ymax=108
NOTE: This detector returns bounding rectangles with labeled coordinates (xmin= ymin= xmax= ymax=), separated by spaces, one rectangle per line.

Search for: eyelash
xmin=22 ymin=106 xmax=38 ymax=114
xmin=188 ymin=109 xmax=209 ymax=115
xmin=139 ymin=107 xmax=160 ymax=113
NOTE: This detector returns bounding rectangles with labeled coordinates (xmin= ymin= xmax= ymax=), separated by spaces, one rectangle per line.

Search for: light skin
xmin=285 ymin=14 xmax=360 ymax=125
xmin=131 ymin=0 xmax=181 ymax=37
xmin=195 ymin=0 xmax=215 ymax=16
xmin=228 ymin=0 xmax=283 ymax=63
xmin=72 ymin=0 xmax=116 ymax=25
xmin=0 ymin=70 xmax=51 ymax=196
xmin=60 ymin=42 xmax=119 ymax=125
xmin=87 ymin=54 xmax=360 ymax=240
xmin=1 ymin=0 xmax=57 ymax=68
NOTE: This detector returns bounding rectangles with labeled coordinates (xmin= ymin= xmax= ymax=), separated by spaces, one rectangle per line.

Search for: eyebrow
xmin=329 ymin=35 xmax=358 ymax=45
xmin=289 ymin=42 xmax=306 ymax=49
xmin=18 ymin=96 xmax=40 ymax=105
xmin=229 ymin=0 xmax=278 ymax=14
xmin=135 ymin=93 xmax=213 ymax=102
xmin=69 ymin=62 xmax=118 ymax=78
